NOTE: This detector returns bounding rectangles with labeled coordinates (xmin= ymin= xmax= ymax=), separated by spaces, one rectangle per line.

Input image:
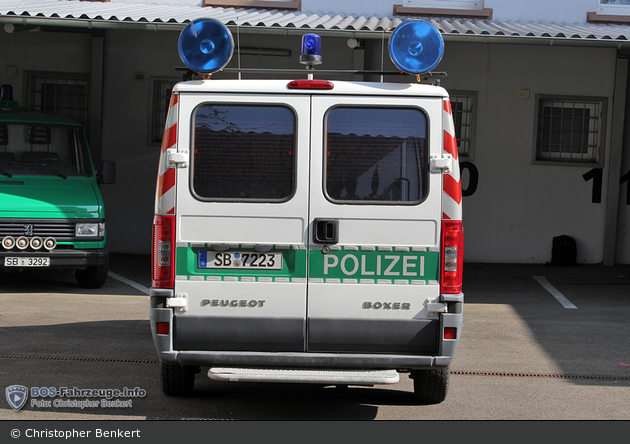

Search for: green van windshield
xmin=0 ymin=122 xmax=93 ymax=178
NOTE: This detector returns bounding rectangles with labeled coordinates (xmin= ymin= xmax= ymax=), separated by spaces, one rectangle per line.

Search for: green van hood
xmin=0 ymin=177 xmax=102 ymax=218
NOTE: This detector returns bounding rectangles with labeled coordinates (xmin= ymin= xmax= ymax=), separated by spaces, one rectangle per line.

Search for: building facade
xmin=1 ymin=0 xmax=629 ymax=264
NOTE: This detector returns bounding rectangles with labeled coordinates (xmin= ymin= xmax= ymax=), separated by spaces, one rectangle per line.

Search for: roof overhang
xmin=2 ymin=1 xmax=630 ymax=49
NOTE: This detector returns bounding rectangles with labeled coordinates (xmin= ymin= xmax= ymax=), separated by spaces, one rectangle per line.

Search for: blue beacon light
xmin=0 ymin=84 xmax=19 ymax=110
xmin=1 ymin=84 xmax=13 ymax=101
xmin=388 ymin=20 xmax=444 ymax=75
xmin=300 ymin=34 xmax=322 ymax=67
xmin=178 ymin=18 xmax=234 ymax=74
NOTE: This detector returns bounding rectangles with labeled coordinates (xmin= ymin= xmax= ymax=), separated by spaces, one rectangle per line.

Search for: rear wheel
xmin=161 ymin=363 xmax=197 ymax=396
xmin=75 ymin=262 xmax=108 ymax=289
xmin=410 ymin=367 xmax=449 ymax=404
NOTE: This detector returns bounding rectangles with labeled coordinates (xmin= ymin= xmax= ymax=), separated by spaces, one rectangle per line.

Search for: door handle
xmin=313 ymin=219 xmax=338 ymax=244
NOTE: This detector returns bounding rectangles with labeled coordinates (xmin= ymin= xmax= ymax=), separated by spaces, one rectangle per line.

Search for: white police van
xmin=150 ymin=19 xmax=463 ymax=404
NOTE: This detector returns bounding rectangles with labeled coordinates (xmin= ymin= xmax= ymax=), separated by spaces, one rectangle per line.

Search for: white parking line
xmin=109 ymin=272 xmax=150 ymax=295
xmin=533 ymin=276 xmax=577 ymax=309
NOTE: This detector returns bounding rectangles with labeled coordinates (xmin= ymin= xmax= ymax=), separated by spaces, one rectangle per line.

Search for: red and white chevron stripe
xmin=442 ymin=98 xmax=462 ymax=221
xmin=154 ymin=93 xmax=179 ymax=216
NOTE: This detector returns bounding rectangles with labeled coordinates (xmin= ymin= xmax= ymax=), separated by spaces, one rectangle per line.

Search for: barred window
xmin=151 ymin=79 xmax=179 ymax=144
xmin=535 ymin=97 xmax=605 ymax=164
xmin=450 ymin=91 xmax=477 ymax=159
xmin=26 ymin=73 xmax=90 ymax=129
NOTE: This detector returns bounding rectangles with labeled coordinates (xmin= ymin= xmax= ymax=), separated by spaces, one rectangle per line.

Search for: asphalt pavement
xmin=0 ymin=254 xmax=628 ymax=421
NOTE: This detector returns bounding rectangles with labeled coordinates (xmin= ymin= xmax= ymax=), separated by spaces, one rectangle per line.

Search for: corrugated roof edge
xmin=1 ymin=1 xmax=630 ymax=46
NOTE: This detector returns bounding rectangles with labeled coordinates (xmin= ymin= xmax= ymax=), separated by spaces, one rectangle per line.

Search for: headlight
xmin=76 ymin=223 xmax=101 ymax=237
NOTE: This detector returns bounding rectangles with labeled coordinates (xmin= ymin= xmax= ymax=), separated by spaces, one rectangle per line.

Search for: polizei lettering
xmin=201 ymin=299 xmax=265 ymax=308
xmin=363 ymin=301 xmax=411 ymax=310
xmin=323 ymin=253 xmax=425 ymax=277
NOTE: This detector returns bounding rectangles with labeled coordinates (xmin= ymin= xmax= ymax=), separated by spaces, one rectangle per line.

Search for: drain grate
xmin=0 ymin=355 xmax=159 ymax=364
xmin=451 ymin=370 xmax=630 ymax=381
xmin=1 ymin=355 xmax=628 ymax=381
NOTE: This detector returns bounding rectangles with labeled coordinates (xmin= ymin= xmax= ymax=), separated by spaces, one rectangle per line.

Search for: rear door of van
xmin=306 ymin=94 xmax=444 ymax=355
xmin=172 ymin=88 xmax=444 ymax=358
xmin=173 ymin=92 xmax=311 ymax=352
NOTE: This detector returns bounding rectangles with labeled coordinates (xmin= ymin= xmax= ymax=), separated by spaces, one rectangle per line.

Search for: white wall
xmin=109 ymin=0 xmax=602 ymax=24
xmin=616 ymin=76 xmax=630 ymax=264
xmin=301 ymin=0 xmax=598 ymax=23
xmin=99 ymin=29 xmax=181 ymax=255
xmin=0 ymin=30 xmax=92 ymax=104
xmin=437 ymin=41 xmax=618 ymax=263
xmin=484 ymin=0 xmax=596 ymax=23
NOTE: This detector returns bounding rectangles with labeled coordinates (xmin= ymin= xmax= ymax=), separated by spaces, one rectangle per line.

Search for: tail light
xmin=444 ymin=327 xmax=457 ymax=340
xmin=440 ymin=220 xmax=463 ymax=294
xmin=152 ymin=215 xmax=175 ymax=289
xmin=156 ymin=322 xmax=170 ymax=335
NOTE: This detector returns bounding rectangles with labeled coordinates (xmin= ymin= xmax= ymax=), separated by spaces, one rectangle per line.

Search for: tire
xmin=75 ymin=262 xmax=108 ymax=289
xmin=161 ymin=363 xmax=197 ymax=396
xmin=410 ymin=367 xmax=449 ymax=404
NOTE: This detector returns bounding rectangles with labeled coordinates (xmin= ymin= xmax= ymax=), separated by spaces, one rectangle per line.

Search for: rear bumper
xmin=172 ymin=350 xmax=448 ymax=369
xmin=155 ymin=348 xmax=454 ymax=369
xmin=0 ymin=249 xmax=108 ymax=270
xmin=150 ymin=289 xmax=462 ymax=371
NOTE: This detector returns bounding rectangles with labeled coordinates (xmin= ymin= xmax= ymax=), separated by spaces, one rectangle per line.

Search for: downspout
xmin=90 ymin=32 xmax=104 ymax=166
xmin=603 ymin=56 xmax=628 ymax=265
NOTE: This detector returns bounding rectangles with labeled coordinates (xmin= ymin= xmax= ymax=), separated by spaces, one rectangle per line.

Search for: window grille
xmin=26 ymin=74 xmax=90 ymax=129
xmin=450 ymin=92 xmax=476 ymax=159
xmin=535 ymin=97 xmax=604 ymax=164
xmin=151 ymin=79 xmax=179 ymax=144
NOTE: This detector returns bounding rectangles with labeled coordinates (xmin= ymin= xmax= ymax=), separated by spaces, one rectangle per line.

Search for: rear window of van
xmin=192 ymin=104 xmax=295 ymax=201
xmin=325 ymin=107 xmax=428 ymax=204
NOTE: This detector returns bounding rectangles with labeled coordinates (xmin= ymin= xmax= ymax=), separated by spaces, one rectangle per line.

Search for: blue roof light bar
xmin=388 ymin=20 xmax=444 ymax=75
xmin=178 ymin=18 xmax=234 ymax=74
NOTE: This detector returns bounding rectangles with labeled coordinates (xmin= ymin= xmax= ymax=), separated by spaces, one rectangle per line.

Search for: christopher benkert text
xmin=26 ymin=429 xmax=140 ymax=438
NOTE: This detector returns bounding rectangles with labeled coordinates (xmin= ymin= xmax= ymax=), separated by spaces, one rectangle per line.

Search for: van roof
xmin=173 ymin=79 xmax=449 ymax=97
xmin=0 ymin=107 xmax=82 ymax=127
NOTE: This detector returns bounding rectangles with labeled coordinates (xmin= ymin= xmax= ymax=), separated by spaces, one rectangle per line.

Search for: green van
xmin=0 ymin=85 xmax=115 ymax=288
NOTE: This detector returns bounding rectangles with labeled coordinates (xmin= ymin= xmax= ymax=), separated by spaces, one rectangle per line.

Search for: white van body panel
xmin=150 ymin=78 xmax=463 ymax=399
xmin=179 ymin=215 xmax=305 ymax=245
xmin=169 ymin=83 xmax=445 ymax=352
